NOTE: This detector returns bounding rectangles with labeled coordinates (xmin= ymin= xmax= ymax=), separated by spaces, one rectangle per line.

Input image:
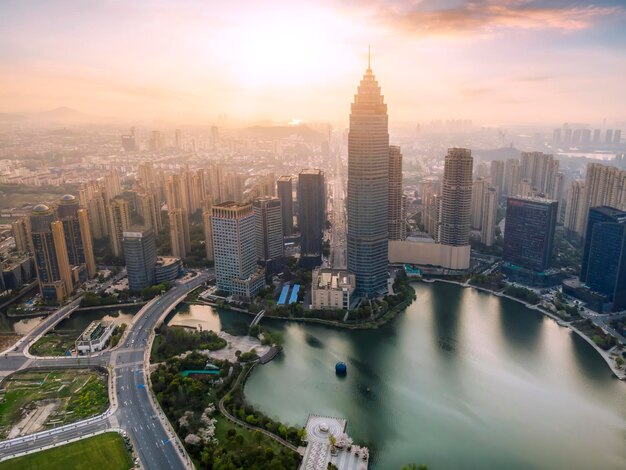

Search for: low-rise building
xmin=312 ymin=268 xmax=356 ymax=311
xmin=154 ymin=256 xmax=182 ymax=284
xmin=75 ymin=321 xmax=116 ymax=354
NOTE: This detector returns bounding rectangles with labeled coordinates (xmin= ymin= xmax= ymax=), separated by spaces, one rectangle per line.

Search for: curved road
xmin=0 ymin=273 xmax=209 ymax=468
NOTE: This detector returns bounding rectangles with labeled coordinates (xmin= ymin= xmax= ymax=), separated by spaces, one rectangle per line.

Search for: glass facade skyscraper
xmin=579 ymin=206 xmax=626 ymax=311
xmin=347 ymin=61 xmax=389 ymax=298
xmin=503 ymin=196 xmax=558 ymax=272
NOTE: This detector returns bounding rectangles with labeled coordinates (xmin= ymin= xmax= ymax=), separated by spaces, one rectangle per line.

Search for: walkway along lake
xmin=243 ymin=282 xmax=626 ymax=469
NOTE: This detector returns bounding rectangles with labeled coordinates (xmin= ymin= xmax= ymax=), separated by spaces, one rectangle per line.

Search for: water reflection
xmin=430 ymin=282 xmax=463 ymax=357
xmin=497 ymin=298 xmax=543 ymax=350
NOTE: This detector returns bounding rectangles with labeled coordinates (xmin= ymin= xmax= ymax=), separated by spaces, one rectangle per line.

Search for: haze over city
xmin=0 ymin=1 xmax=625 ymax=470
xmin=2 ymin=0 xmax=626 ymax=124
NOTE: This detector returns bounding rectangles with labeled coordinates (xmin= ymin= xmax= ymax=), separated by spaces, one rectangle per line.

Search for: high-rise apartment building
xmin=521 ymin=152 xmax=560 ymax=198
xmin=136 ymin=191 xmax=162 ymax=232
xmin=58 ymin=194 xmax=96 ymax=281
xmin=123 ymin=227 xmax=157 ymax=291
xmin=107 ymin=197 xmax=131 ymax=258
xmin=103 ymin=170 xmax=122 ymax=202
xmin=573 ymin=163 xmax=626 ymax=238
xmin=277 ymin=176 xmax=294 ymax=235
xmin=388 ymin=146 xmax=405 ymax=240
xmin=12 ymin=218 xmax=31 ymax=253
xmin=168 ymin=208 xmax=190 ymax=259
xmin=490 ymin=160 xmax=505 ymax=195
xmin=202 ymin=204 xmax=213 ymax=262
xmin=29 ymin=204 xmax=73 ymax=302
xmin=211 ymin=202 xmax=265 ymax=299
xmin=564 ymin=180 xmax=585 ymax=236
xmin=503 ymin=196 xmax=558 ymax=272
xmin=253 ymin=197 xmax=284 ymax=273
xmin=347 ymin=60 xmax=389 ymax=298
xmin=481 ymin=187 xmax=498 ymax=246
xmin=504 ymin=158 xmax=521 ymax=196
xmin=578 ymin=207 xmax=626 ymax=311
xmin=471 ymin=178 xmax=488 ymax=230
xmin=439 ymin=148 xmax=473 ymax=246
xmin=138 ymin=162 xmax=157 ymax=192
xmin=298 ymin=169 xmax=325 ymax=267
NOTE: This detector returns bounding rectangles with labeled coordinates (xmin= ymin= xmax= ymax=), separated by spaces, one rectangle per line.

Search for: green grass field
xmin=30 ymin=332 xmax=77 ymax=356
xmin=0 ymin=369 xmax=108 ymax=439
xmin=0 ymin=432 xmax=133 ymax=470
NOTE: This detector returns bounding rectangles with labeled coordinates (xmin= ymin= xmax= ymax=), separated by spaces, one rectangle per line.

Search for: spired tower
xmin=347 ymin=52 xmax=389 ymax=298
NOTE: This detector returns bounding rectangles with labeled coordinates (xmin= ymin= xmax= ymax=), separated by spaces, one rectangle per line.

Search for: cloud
xmin=373 ymin=1 xmax=621 ymax=37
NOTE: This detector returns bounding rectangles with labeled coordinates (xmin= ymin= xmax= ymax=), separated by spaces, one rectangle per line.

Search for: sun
xmin=215 ymin=7 xmax=356 ymax=88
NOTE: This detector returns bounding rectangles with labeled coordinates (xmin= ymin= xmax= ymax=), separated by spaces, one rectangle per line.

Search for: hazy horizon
xmin=1 ymin=0 xmax=626 ymax=126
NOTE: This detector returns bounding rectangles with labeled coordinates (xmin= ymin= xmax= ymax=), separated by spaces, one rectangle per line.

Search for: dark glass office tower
xmin=298 ymin=169 xmax=325 ymax=268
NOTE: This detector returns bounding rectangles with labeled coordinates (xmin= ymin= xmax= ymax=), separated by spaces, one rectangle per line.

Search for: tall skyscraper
xmin=490 ymin=160 xmax=505 ymax=195
xmin=504 ymin=158 xmax=521 ymax=196
xmin=202 ymin=204 xmax=214 ymax=262
xmin=103 ymin=169 xmax=122 ymax=202
xmin=521 ymin=152 xmax=560 ymax=198
xmin=574 ymin=163 xmax=626 ymax=237
xmin=471 ymin=178 xmax=488 ymax=229
xmin=30 ymin=204 xmax=73 ymax=302
xmin=564 ymin=180 xmax=585 ymax=236
xmin=253 ymin=197 xmax=284 ymax=273
xmin=347 ymin=57 xmax=389 ymax=298
xmin=579 ymin=207 xmax=626 ymax=311
xmin=439 ymin=148 xmax=473 ymax=246
xmin=298 ymin=169 xmax=326 ymax=267
xmin=388 ymin=146 xmax=405 ymax=240
xmin=168 ymin=208 xmax=190 ymax=259
xmin=136 ymin=191 xmax=162 ymax=232
xmin=123 ymin=227 xmax=157 ymax=291
xmin=58 ymin=194 xmax=96 ymax=281
xmin=503 ymin=196 xmax=558 ymax=272
xmin=481 ymin=187 xmax=498 ymax=247
xmin=12 ymin=218 xmax=30 ymax=253
xmin=107 ymin=197 xmax=131 ymax=258
xmin=277 ymin=176 xmax=294 ymax=235
xmin=211 ymin=202 xmax=265 ymax=299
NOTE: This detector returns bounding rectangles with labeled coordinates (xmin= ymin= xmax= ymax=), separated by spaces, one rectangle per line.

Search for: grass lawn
xmin=30 ymin=332 xmax=77 ymax=356
xmin=0 ymin=369 xmax=108 ymax=439
xmin=214 ymin=416 xmax=285 ymax=455
xmin=0 ymin=432 xmax=132 ymax=470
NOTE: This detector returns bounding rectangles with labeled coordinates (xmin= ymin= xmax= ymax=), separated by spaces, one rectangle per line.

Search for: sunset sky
xmin=1 ymin=0 xmax=625 ymax=125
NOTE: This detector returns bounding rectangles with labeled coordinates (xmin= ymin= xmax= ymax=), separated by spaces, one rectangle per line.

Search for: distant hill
xmin=241 ymin=125 xmax=324 ymax=143
xmin=473 ymin=146 xmax=522 ymax=162
xmin=0 ymin=113 xmax=26 ymax=122
xmin=36 ymin=107 xmax=87 ymax=120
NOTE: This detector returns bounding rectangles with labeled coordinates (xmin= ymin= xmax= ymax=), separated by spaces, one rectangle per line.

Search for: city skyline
xmin=1 ymin=1 xmax=625 ymax=125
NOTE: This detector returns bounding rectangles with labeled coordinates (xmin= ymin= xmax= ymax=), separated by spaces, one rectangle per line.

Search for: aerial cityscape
xmin=0 ymin=1 xmax=625 ymax=469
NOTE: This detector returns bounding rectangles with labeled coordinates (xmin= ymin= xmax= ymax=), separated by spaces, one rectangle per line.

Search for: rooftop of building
xmin=277 ymin=175 xmax=293 ymax=181
xmin=590 ymin=206 xmax=626 ymax=218
xmin=313 ymin=268 xmax=355 ymax=290
xmin=32 ymin=203 xmax=51 ymax=214
xmin=508 ymin=195 xmax=557 ymax=205
xmin=156 ymin=256 xmax=180 ymax=267
xmin=213 ymin=201 xmax=250 ymax=209
xmin=59 ymin=194 xmax=77 ymax=204
xmin=299 ymin=168 xmax=323 ymax=175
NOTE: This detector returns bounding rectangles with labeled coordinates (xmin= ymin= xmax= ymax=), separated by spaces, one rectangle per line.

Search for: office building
xmin=168 ymin=208 xmax=190 ymax=259
xmin=277 ymin=176 xmax=294 ymax=235
xmin=388 ymin=146 xmax=405 ymax=240
xmin=347 ymin=58 xmax=389 ymax=298
xmin=211 ymin=202 xmax=265 ymax=299
xmin=298 ymin=169 xmax=325 ymax=267
xmin=107 ymin=197 xmax=131 ymax=258
xmin=577 ymin=206 xmax=626 ymax=311
xmin=311 ymin=268 xmax=356 ymax=311
xmin=439 ymin=148 xmax=473 ymax=246
xmin=123 ymin=227 xmax=157 ymax=291
xmin=253 ymin=197 xmax=284 ymax=273
xmin=29 ymin=204 xmax=73 ymax=302
xmin=503 ymin=196 xmax=558 ymax=272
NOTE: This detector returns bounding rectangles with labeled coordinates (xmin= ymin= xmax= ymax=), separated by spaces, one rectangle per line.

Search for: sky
xmin=1 ymin=0 xmax=625 ymax=126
